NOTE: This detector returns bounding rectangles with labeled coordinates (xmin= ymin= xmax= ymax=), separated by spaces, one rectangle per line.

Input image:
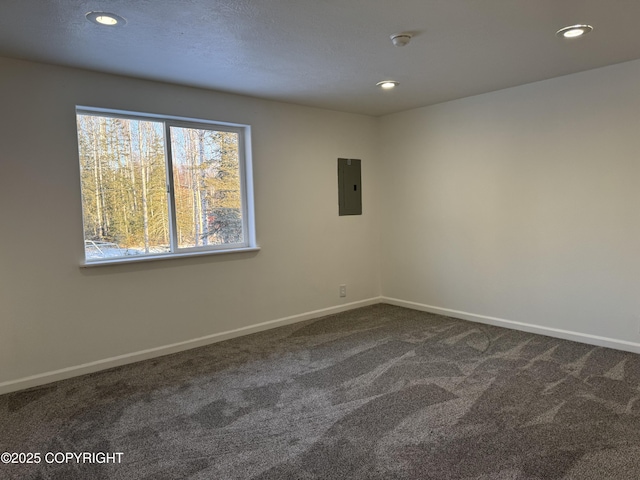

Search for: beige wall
xmin=379 ymin=59 xmax=640 ymax=345
xmin=0 ymin=57 xmax=381 ymax=390
xmin=4 ymin=54 xmax=640 ymax=392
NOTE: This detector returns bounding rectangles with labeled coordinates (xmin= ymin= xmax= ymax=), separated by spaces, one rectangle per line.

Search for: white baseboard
xmin=382 ymin=296 xmax=640 ymax=355
xmin=0 ymin=297 xmax=382 ymax=396
xmin=6 ymin=296 xmax=637 ymax=396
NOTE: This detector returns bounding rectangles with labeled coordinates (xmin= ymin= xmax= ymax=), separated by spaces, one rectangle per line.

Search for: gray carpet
xmin=3 ymin=304 xmax=640 ymax=479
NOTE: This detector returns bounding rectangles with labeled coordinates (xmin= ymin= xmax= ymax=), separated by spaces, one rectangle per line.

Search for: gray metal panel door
xmin=338 ymin=158 xmax=362 ymax=215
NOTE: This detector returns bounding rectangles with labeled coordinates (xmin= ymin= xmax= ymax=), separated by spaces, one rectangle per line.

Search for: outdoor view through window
xmin=76 ymin=110 xmax=249 ymax=262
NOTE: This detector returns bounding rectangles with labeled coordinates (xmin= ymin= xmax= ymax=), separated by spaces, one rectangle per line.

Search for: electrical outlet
xmin=339 ymin=284 xmax=347 ymax=297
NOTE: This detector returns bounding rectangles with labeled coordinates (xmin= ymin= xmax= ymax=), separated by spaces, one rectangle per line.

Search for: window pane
xmin=170 ymin=126 xmax=244 ymax=248
xmin=76 ymin=115 xmax=170 ymax=259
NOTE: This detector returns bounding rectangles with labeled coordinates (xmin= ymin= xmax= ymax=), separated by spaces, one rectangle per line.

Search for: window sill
xmin=80 ymin=246 xmax=260 ymax=268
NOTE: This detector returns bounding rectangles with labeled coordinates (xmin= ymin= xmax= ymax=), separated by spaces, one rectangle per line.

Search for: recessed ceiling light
xmin=556 ymin=24 xmax=593 ymax=39
xmin=376 ymin=81 xmax=399 ymax=89
xmin=86 ymin=12 xmax=127 ymax=27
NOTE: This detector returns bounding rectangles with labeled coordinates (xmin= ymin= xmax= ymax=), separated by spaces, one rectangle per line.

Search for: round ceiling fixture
xmin=556 ymin=24 xmax=592 ymax=38
xmin=86 ymin=12 xmax=127 ymax=27
xmin=376 ymin=80 xmax=399 ymax=89
xmin=390 ymin=33 xmax=412 ymax=47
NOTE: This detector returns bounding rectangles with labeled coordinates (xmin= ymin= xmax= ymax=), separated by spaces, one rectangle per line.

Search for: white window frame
xmin=77 ymin=106 xmax=258 ymax=266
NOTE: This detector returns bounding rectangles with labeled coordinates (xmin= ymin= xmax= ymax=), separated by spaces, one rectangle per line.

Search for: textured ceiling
xmin=2 ymin=1 xmax=640 ymax=116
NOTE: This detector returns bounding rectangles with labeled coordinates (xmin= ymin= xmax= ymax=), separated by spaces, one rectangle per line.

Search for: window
xmin=76 ymin=108 xmax=256 ymax=264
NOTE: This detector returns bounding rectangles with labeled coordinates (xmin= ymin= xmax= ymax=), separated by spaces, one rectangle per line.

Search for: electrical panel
xmin=338 ymin=158 xmax=362 ymax=216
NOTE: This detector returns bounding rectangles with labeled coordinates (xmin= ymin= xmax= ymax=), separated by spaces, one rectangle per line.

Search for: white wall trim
xmin=7 ymin=295 xmax=638 ymax=396
xmin=382 ymin=297 xmax=640 ymax=354
xmin=0 ymin=297 xmax=382 ymax=395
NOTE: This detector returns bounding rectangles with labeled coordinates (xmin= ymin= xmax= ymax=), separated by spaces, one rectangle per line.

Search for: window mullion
xmin=163 ymin=122 xmax=179 ymax=253
xmin=237 ymin=129 xmax=251 ymax=246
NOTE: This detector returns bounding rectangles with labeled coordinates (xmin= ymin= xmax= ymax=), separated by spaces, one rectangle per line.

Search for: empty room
xmin=1 ymin=1 xmax=640 ymax=479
